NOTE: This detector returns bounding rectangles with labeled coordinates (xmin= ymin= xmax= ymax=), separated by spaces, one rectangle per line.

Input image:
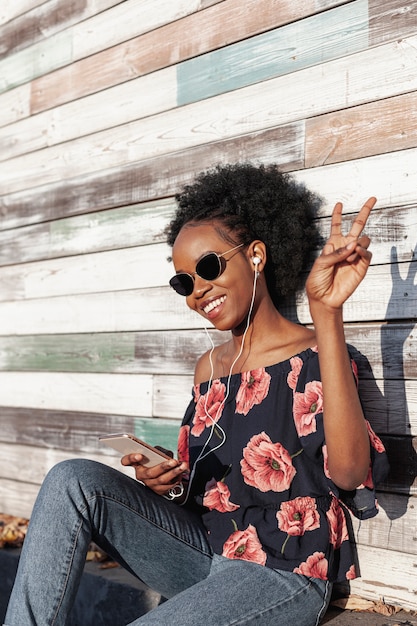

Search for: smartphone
xmin=99 ymin=433 xmax=171 ymax=467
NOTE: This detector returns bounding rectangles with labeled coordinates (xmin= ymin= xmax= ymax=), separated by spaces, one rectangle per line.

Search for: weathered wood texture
xmin=0 ymin=0 xmax=416 ymax=610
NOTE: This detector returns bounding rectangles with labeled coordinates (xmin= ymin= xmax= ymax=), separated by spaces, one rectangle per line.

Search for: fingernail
xmin=346 ymin=241 xmax=356 ymax=251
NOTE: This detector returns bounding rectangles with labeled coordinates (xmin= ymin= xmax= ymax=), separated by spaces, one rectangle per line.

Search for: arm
xmin=305 ymin=198 xmax=376 ymax=490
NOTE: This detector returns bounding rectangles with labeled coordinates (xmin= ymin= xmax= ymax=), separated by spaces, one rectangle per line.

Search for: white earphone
xmin=252 ymin=256 xmax=260 ymax=266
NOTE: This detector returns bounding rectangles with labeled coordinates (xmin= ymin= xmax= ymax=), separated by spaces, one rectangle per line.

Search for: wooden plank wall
xmin=0 ymin=0 xmax=416 ymax=609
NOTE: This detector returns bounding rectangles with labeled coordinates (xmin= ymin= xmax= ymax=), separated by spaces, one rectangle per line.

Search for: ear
xmin=247 ymin=240 xmax=266 ymax=273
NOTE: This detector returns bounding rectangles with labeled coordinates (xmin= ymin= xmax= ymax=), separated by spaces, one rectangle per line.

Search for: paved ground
xmin=323 ymin=606 xmax=417 ymax=625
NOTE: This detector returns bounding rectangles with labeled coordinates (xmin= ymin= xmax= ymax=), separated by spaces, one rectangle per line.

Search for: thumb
xmin=321 ymin=242 xmax=335 ymax=256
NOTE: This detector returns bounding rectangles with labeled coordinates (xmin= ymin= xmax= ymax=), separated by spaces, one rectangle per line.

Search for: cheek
xmin=185 ymin=294 xmax=201 ymax=314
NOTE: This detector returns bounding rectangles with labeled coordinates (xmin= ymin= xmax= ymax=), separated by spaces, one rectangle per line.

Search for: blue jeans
xmin=5 ymin=459 xmax=331 ymax=625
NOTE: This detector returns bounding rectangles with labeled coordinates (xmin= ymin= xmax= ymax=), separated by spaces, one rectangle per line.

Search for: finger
xmin=357 ymin=235 xmax=371 ymax=250
xmin=121 ymin=453 xmax=144 ymax=466
xmin=321 ymin=242 xmax=335 ymax=257
xmin=349 ymin=197 xmax=377 ymax=239
xmin=346 ymin=244 xmax=372 ymax=264
xmin=329 ymin=202 xmax=343 ymax=237
xmin=318 ymin=240 xmax=364 ymax=267
xmin=145 ymin=459 xmax=187 ymax=482
xmin=141 ymin=465 xmax=186 ymax=490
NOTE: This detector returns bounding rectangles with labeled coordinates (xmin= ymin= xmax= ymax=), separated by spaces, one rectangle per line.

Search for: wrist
xmin=309 ymin=300 xmax=343 ymax=324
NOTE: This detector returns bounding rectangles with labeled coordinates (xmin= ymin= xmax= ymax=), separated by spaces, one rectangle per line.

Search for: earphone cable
xmin=181 ymin=268 xmax=259 ymax=505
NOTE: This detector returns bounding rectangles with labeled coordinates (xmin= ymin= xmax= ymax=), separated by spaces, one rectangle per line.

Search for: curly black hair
xmin=165 ymin=163 xmax=322 ymax=307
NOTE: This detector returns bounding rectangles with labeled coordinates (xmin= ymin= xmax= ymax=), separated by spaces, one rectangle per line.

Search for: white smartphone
xmin=99 ymin=433 xmax=171 ymax=467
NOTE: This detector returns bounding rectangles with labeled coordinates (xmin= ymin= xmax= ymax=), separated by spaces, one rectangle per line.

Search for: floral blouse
xmin=177 ymin=347 xmax=389 ymax=582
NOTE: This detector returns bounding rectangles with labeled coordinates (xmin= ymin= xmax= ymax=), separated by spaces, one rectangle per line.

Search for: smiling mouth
xmin=202 ymin=296 xmax=226 ymax=315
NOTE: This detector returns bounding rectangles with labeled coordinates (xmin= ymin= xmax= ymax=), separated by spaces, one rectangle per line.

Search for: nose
xmin=192 ymin=273 xmax=212 ymax=297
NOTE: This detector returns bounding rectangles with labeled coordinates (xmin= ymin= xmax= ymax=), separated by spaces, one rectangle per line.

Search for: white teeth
xmin=203 ymin=296 xmax=226 ymax=314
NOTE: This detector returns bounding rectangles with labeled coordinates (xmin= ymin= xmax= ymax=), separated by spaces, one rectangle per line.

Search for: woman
xmin=5 ymin=163 xmax=388 ymax=626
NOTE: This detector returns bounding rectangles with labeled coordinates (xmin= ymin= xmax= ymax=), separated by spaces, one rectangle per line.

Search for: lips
xmin=202 ymin=295 xmax=226 ymax=315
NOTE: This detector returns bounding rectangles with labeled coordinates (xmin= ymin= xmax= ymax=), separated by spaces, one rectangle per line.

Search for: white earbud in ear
xmin=252 ymin=257 xmax=261 ymax=266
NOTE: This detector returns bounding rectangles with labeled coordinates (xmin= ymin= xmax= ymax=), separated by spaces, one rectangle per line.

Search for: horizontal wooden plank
xmin=0 ymin=83 xmax=30 ymax=129
xmin=369 ymin=0 xmax=417 ymax=46
xmin=293 ymin=147 xmax=417 ymax=218
xmin=0 ymin=321 xmax=414 ymax=379
xmin=0 ymin=198 xmax=175 ymax=264
xmin=0 ymin=441 xmax=153 ymax=518
xmin=0 ymin=0 xmax=124 ymax=60
xmin=30 ymin=0 xmax=348 ymax=114
xmin=0 ymin=441 xmax=136 ymax=486
xmin=345 ymin=544 xmax=417 ymax=610
xmin=0 ymin=122 xmax=304 ymax=229
xmin=0 ymin=242 xmax=172 ymax=301
xmin=153 ymin=374 xmax=192 ymax=420
xmin=305 ymin=90 xmax=417 ymax=168
xmin=0 ymin=477 xmax=40 ymax=517
xmin=0 ymin=64 xmax=178 ymax=162
xmin=3 ymin=35 xmax=417 ymax=196
xmin=0 ymin=287 xmax=202 ymax=334
xmin=0 ymin=407 xmax=180 ymax=454
xmin=0 ymin=0 xmax=47 ymax=26
xmin=0 ymin=372 xmax=153 ymax=416
xmin=0 ymin=0 xmax=208 ymax=93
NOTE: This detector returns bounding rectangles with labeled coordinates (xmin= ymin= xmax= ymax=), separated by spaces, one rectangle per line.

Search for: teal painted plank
xmin=0 ymin=333 xmax=136 ymax=372
xmin=133 ymin=417 xmax=180 ymax=453
xmin=177 ymin=0 xmax=369 ymax=105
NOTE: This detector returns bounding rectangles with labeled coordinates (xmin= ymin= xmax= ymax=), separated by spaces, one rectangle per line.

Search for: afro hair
xmin=165 ymin=163 xmax=322 ymax=307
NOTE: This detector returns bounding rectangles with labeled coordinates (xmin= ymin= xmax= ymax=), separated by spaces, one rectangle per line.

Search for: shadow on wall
xmin=357 ymin=245 xmax=417 ymax=520
xmin=377 ymin=246 xmax=417 ymax=518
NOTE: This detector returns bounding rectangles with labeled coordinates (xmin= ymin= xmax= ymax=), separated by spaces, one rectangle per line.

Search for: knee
xmin=41 ymin=458 xmax=104 ymax=496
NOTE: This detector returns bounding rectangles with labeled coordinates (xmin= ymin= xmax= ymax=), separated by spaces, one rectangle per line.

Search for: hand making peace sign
xmin=306 ymin=197 xmax=377 ymax=311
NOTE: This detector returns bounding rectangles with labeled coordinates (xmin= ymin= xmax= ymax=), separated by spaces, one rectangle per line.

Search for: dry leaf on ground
xmin=331 ymin=595 xmax=402 ymax=616
xmin=0 ymin=514 xmax=29 ymax=549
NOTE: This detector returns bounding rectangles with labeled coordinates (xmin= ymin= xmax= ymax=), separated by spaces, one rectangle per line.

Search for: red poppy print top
xmin=178 ymin=347 xmax=389 ymax=582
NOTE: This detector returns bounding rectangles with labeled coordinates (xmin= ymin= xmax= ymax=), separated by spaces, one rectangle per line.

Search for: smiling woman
xmin=5 ymin=163 xmax=389 ymax=626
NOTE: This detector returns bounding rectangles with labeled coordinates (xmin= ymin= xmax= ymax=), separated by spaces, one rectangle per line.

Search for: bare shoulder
xmin=194 ymin=349 xmax=215 ymax=385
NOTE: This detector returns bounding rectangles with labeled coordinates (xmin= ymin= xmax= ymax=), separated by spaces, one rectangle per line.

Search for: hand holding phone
xmin=99 ymin=433 xmax=171 ymax=468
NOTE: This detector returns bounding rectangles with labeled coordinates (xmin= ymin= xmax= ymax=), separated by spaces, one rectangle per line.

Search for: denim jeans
xmin=5 ymin=459 xmax=331 ymax=626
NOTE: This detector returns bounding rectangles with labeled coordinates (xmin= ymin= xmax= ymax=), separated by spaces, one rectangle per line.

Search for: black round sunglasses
xmin=169 ymin=244 xmax=244 ymax=296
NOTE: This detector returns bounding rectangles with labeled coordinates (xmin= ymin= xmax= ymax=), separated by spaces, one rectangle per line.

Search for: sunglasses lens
xmin=196 ymin=253 xmax=222 ymax=280
xmin=169 ymin=274 xmax=194 ymax=296
xmin=169 ymin=252 xmax=224 ymax=296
